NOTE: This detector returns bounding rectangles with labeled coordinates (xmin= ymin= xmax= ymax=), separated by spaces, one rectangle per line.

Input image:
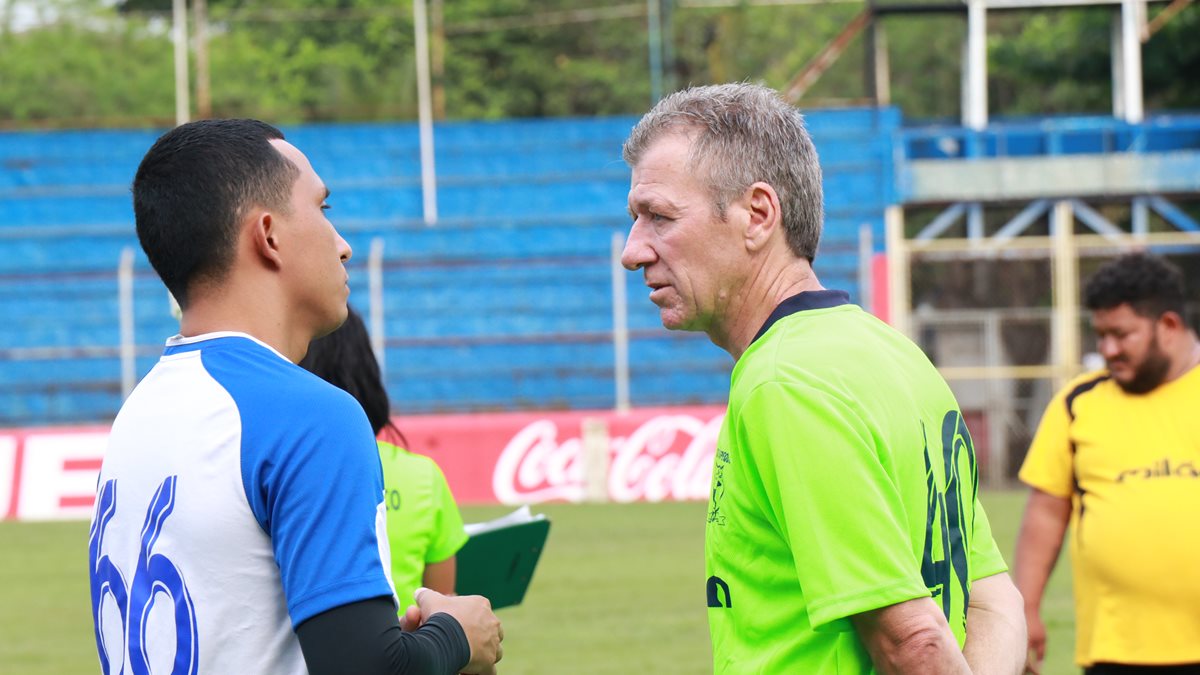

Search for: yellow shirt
xmin=1019 ymin=366 xmax=1200 ymax=666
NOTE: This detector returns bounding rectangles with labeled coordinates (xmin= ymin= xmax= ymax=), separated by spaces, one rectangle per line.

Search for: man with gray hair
xmin=621 ymin=83 xmax=1025 ymax=673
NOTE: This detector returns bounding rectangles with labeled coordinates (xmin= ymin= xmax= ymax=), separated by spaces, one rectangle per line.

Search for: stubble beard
xmin=1113 ymin=335 xmax=1172 ymax=394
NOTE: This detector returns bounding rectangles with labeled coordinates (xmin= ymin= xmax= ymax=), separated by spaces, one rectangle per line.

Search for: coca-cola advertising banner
xmin=1 ymin=405 xmax=725 ymax=520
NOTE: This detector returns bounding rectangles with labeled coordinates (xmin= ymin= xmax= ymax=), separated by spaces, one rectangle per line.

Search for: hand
xmin=399 ymin=603 xmax=424 ymax=631
xmin=1024 ymin=607 xmax=1045 ymax=675
xmin=411 ymin=587 xmax=503 ymax=675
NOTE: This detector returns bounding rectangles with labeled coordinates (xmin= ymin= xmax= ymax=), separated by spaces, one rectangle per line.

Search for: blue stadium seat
xmin=0 ymin=109 xmax=911 ymax=425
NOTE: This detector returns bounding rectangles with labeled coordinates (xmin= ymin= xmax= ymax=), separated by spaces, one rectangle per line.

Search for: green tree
xmin=0 ymin=0 xmax=176 ymax=126
xmin=441 ymin=0 xmax=650 ymax=118
xmin=1 ymin=0 xmax=1197 ymax=127
xmin=202 ymin=1 xmax=417 ymax=122
xmin=990 ymin=5 xmax=1200 ymax=116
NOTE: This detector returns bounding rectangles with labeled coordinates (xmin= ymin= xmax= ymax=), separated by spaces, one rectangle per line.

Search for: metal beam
xmin=885 ymin=205 xmax=910 ymax=336
xmin=647 ymin=0 xmax=664 ymax=103
xmin=414 ymin=0 xmax=439 ymax=225
xmin=916 ymin=202 xmax=968 ymax=240
xmin=906 ymin=230 xmax=1200 ymax=255
xmin=172 ymin=0 xmax=189 ymax=126
xmin=1117 ymin=0 xmax=1145 ymax=122
xmin=963 ymin=0 xmax=988 ymax=130
xmin=1131 ymin=196 xmax=1150 ymax=234
xmin=1147 ymin=195 xmax=1200 ymax=232
xmin=1146 ymin=0 xmax=1193 ymax=38
xmin=1051 ymin=200 xmax=1080 ymax=389
xmin=1069 ymin=199 xmax=1125 ymax=238
xmin=783 ymin=9 xmax=873 ymax=103
xmin=983 ymin=0 xmax=1166 ymax=7
xmin=993 ymin=200 xmax=1050 ymax=241
xmin=903 ymin=151 xmax=1200 ymax=203
xmin=967 ymin=203 xmax=985 ymax=239
xmin=869 ymin=0 xmax=1169 ymax=13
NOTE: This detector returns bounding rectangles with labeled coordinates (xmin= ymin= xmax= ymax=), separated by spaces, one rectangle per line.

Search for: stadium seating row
xmin=0 ymin=137 xmax=894 ymax=190
xmin=1 ymin=168 xmax=887 ymax=232
xmin=902 ymin=114 xmax=1200 ymax=160
xmin=0 ymin=111 xmax=895 ymax=425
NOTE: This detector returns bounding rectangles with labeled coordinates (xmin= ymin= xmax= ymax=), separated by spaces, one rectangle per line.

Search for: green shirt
xmin=705 ymin=291 xmax=1007 ymax=673
xmin=378 ymin=440 xmax=468 ymax=608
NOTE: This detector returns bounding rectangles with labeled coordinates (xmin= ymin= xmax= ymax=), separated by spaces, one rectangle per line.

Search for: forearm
xmin=963 ymin=574 xmax=1027 ymax=675
xmin=872 ymin=636 xmax=971 ymax=675
xmin=1013 ymin=490 xmax=1070 ymax=613
xmin=853 ymin=597 xmax=970 ymax=675
xmin=422 ymin=557 xmax=457 ymax=596
xmin=297 ymin=596 xmax=470 ymax=675
xmin=384 ymin=613 xmax=471 ymax=673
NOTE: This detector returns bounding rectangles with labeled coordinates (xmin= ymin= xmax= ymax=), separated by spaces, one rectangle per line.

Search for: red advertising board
xmin=1 ymin=426 xmax=110 ymax=521
xmin=1 ymin=404 xmax=725 ymax=520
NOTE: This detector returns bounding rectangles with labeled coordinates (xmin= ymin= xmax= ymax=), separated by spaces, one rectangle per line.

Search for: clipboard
xmin=455 ymin=506 xmax=551 ymax=609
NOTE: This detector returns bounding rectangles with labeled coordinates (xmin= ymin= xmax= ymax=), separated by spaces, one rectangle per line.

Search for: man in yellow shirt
xmin=1015 ymin=252 xmax=1200 ymax=674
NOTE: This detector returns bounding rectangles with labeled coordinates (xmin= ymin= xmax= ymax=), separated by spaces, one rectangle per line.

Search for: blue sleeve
xmin=221 ymin=356 xmax=395 ymax=627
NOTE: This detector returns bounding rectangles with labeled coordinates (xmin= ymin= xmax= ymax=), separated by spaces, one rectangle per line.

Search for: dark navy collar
xmin=751 ymin=289 xmax=852 ymax=345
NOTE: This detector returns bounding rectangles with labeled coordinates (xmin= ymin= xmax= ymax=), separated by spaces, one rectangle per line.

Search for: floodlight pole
xmin=194 ymin=0 xmax=211 ymax=118
xmin=119 ymin=248 xmax=136 ymax=398
xmin=611 ymin=232 xmax=631 ymax=413
xmin=1112 ymin=0 xmax=1144 ymax=122
xmin=172 ymin=0 xmax=190 ymax=126
xmin=369 ymin=238 xmax=387 ymax=376
xmin=414 ymin=0 xmax=439 ymax=225
xmin=647 ymin=0 xmax=664 ymax=103
xmin=963 ymin=0 xmax=987 ymax=131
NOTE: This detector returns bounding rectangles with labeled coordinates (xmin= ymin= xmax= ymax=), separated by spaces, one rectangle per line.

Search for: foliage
xmin=876 ymin=14 xmax=970 ymax=120
xmin=671 ymin=3 xmax=865 ymax=102
xmin=990 ymin=6 xmax=1200 ymax=116
xmin=0 ymin=0 xmax=1196 ymax=127
xmin=0 ymin=1 xmax=176 ymax=127
xmin=203 ymin=0 xmax=418 ymax=123
xmin=441 ymin=0 xmax=645 ymax=118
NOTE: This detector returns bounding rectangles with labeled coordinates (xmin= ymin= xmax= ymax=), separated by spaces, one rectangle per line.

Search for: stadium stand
xmin=14 ymin=108 xmax=1195 ymax=425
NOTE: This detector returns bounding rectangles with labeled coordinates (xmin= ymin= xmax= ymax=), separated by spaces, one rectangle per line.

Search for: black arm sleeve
xmin=295 ymin=596 xmax=470 ymax=675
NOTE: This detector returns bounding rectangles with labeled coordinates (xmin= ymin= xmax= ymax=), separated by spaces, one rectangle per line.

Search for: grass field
xmin=0 ymin=491 xmax=1075 ymax=674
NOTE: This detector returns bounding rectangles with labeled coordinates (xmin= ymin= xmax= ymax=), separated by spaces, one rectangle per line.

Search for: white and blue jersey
xmin=89 ymin=332 xmax=395 ymax=674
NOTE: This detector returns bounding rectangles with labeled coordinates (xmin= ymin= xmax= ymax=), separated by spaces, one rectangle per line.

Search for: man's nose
xmin=620 ymin=220 xmax=651 ymax=271
xmin=1097 ymin=336 xmax=1120 ymax=358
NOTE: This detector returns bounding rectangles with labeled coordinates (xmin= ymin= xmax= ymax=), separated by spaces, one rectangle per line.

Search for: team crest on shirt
xmin=708 ymin=448 xmax=730 ymax=526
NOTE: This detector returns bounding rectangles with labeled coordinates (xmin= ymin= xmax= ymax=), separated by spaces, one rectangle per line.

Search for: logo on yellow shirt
xmin=1116 ymin=457 xmax=1200 ymax=482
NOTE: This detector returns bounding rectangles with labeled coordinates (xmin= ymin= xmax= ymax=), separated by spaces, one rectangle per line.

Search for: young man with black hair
xmin=1016 ymin=252 xmax=1200 ymax=674
xmin=88 ymin=119 xmax=502 ymax=675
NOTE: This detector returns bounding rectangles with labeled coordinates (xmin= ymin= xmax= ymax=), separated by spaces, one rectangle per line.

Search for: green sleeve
xmin=968 ymin=495 xmax=1008 ymax=581
xmin=424 ymin=461 xmax=468 ymax=564
xmin=737 ymin=381 xmax=930 ymax=631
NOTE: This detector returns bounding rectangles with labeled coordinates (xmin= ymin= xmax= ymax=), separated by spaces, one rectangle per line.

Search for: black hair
xmin=132 ymin=118 xmax=298 ymax=307
xmin=299 ymin=306 xmax=406 ymax=445
xmin=1083 ymin=251 xmax=1187 ymax=319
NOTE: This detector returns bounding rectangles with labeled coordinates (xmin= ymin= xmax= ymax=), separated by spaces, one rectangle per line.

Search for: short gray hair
xmin=622 ymin=83 xmax=824 ymax=262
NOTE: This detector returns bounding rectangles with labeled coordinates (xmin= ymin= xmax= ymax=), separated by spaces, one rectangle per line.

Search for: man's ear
xmin=248 ymin=210 xmax=283 ymax=269
xmin=743 ymin=182 xmax=781 ymax=253
xmin=1158 ymin=310 xmax=1186 ymax=334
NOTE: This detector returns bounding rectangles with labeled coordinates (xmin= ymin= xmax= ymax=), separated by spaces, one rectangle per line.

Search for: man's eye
xmin=320 ymin=203 xmax=332 ymax=211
